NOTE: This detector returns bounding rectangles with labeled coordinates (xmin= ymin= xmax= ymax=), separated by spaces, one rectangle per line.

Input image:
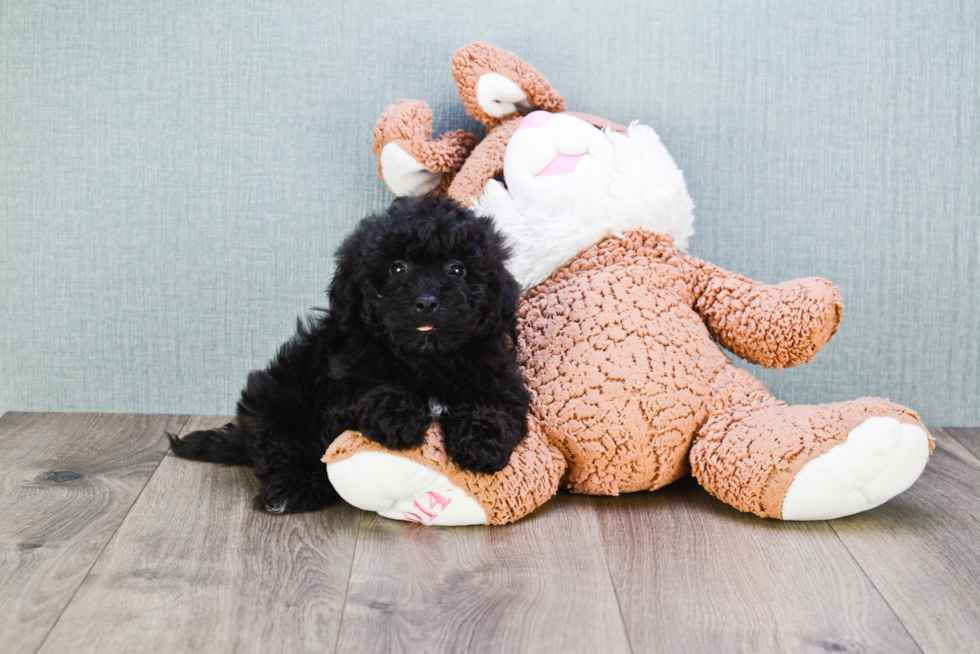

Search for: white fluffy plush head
xmin=472 ymin=111 xmax=695 ymax=294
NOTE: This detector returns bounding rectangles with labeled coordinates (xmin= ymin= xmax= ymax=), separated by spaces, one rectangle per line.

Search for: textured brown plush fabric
xmin=516 ymin=229 xmax=847 ymax=496
xmin=690 ymin=364 xmax=931 ymax=517
xmin=372 ymin=99 xmax=478 ymax=194
xmin=688 ymin=258 xmax=843 ymax=369
xmin=519 ymin=230 xmax=928 ymax=513
xmin=323 ymin=415 xmax=565 ymax=525
xmin=446 ymin=115 xmax=522 ymax=206
xmin=518 ymin=232 xmax=729 ymax=495
xmin=452 ymin=42 xmax=565 ymax=128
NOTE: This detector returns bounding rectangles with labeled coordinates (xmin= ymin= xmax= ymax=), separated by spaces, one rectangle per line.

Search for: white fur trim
xmin=473 ymin=114 xmax=695 ymax=294
xmin=379 ymin=141 xmax=444 ymax=197
xmin=327 ymin=451 xmax=487 ymax=526
xmin=428 ymin=397 xmax=447 ymax=419
xmin=476 ymin=73 xmax=528 ymax=118
xmin=781 ymin=417 xmax=930 ymax=520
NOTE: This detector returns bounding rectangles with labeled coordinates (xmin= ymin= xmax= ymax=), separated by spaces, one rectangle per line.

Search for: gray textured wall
xmin=1 ymin=0 xmax=977 ymax=425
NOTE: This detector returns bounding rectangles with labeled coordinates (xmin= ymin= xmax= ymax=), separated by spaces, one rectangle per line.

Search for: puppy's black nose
xmin=415 ymin=295 xmax=439 ymax=312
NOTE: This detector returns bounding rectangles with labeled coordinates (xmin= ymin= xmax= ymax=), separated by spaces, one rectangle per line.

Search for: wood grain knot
xmin=41 ymin=470 xmax=82 ymax=483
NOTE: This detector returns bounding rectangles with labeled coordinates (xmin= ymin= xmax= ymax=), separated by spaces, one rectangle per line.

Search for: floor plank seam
xmin=331 ymin=509 xmax=363 ymax=654
xmin=827 ymin=521 xmax=925 ymax=654
xmin=588 ymin=497 xmax=635 ymax=654
xmin=29 ymin=414 xmax=191 ymax=654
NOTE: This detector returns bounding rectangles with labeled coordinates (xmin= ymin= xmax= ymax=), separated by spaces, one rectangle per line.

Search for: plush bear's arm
xmin=684 ymin=256 xmax=843 ymax=369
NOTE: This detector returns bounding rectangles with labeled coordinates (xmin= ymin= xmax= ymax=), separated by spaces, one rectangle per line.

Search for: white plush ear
xmin=476 ymin=73 xmax=530 ymax=118
xmin=379 ymin=142 xmax=444 ymax=196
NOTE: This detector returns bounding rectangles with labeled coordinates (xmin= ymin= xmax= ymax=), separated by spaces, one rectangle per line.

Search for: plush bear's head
xmin=373 ymin=42 xmax=697 ymax=293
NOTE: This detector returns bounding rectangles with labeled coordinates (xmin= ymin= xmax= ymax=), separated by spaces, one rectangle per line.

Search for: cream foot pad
xmin=782 ymin=417 xmax=931 ymax=520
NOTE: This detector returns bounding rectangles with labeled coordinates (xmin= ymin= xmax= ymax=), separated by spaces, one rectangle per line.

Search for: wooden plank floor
xmin=0 ymin=413 xmax=187 ymax=654
xmin=1 ymin=413 xmax=978 ymax=654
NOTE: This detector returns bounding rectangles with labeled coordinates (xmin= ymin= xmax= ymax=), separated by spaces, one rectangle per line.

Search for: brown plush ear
xmin=373 ymin=99 xmax=477 ymax=196
xmin=452 ymin=42 xmax=565 ymax=128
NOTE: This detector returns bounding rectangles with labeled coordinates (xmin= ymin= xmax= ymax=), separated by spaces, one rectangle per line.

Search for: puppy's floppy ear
xmin=478 ymin=251 xmax=521 ymax=337
xmin=328 ymin=234 xmax=362 ymax=332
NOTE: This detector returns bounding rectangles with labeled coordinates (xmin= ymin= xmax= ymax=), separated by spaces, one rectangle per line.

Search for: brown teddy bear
xmin=322 ymin=42 xmax=932 ymax=525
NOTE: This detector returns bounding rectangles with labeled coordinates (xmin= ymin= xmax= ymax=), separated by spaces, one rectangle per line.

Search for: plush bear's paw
xmin=794 ymin=277 xmax=843 ymax=362
xmin=442 ymin=408 xmax=517 ymax=474
xmin=355 ymin=387 xmax=430 ymax=451
xmin=781 ymin=417 xmax=930 ymax=520
xmin=327 ymin=450 xmax=487 ymax=526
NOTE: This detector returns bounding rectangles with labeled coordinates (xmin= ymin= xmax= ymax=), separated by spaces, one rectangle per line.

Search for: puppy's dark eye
xmin=447 ymin=262 xmax=466 ymax=278
xmin=390 ymin=261 xmax=407 ymax=275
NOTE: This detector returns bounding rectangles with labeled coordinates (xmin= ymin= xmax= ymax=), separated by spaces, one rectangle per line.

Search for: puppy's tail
xmin=168 ymin=422 xmax=252 ymax=466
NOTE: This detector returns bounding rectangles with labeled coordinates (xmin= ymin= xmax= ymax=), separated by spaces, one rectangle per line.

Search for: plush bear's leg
xmin=689 ymin=364 xmax=932 ymax=520
xmin=322 ymin=416 xmax=565 ymax=526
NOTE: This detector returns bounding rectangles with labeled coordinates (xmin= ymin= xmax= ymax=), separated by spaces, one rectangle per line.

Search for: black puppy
xmin=169 ymin=196 xmax=530 ymax=513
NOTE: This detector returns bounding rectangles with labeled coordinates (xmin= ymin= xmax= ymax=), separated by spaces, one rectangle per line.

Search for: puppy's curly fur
xmin=169 ymin=196 xmax=530 ymax=513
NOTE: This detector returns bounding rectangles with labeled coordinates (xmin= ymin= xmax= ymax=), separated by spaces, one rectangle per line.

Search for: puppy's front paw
xmin=443 ymin=407 xmax=517 ymax=474
xmin=356 ymin=386 xmax=430 ymax=450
